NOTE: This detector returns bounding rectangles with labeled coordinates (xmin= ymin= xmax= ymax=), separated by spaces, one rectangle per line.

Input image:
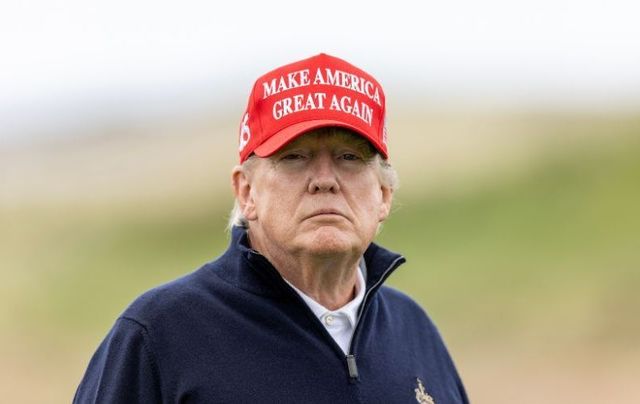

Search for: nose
xmin=308 ymin=154 xmax=340 ymax=194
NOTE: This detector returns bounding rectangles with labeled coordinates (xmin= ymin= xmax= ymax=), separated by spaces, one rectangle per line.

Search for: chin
xmin=303 ymin=226 xmax=360 ymax=255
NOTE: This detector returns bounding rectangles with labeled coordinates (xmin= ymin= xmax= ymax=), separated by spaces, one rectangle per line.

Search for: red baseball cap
xmin=237 ymin=53 xmax=388 ymax=163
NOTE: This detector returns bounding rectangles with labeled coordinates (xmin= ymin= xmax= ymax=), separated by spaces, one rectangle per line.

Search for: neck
xmin=248 ymin=232 xmax=361 ymax=310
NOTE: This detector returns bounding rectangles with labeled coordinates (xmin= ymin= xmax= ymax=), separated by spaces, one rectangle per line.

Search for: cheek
xmin=352 ymin=181 xmax=384 ymax=216
xmin=254 ymin=180 xmax=301 ymax=220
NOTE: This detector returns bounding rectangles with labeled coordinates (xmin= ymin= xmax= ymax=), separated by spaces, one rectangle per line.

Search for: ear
xmin=378 ymin=184 xmax=393 ymax=222
xmin=232 ymin=166 xmax=258 ymax=221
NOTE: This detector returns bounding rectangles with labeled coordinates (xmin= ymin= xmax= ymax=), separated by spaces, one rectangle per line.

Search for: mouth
xmin=304 ymin=210 xmax=348 ymax=220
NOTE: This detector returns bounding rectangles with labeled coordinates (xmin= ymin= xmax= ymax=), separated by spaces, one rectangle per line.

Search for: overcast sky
xmin=1 ymin=0 xmax=639 ymax=141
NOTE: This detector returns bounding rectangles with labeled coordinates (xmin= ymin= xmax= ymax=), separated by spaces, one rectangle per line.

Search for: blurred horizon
xmin=2 ymin=0 xmax=640 ymax=144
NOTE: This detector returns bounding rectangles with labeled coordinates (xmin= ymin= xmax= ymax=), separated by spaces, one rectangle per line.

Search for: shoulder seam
xmin=119 ymin=315 xmax=149 ymax=331
xmin=117 ymin=316 xmax=167 ymax=402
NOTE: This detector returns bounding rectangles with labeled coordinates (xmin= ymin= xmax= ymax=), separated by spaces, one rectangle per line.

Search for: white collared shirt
xmin=284 ymin=262 xmax=366 ymax=354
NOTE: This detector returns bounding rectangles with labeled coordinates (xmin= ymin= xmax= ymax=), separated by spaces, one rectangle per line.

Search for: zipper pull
xmin=346 ymin=354 xmax=359 ymax=381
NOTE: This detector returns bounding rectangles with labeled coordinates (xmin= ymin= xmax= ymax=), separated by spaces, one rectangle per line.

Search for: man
xmin=74 ymin=53 xmax=469 ymax=403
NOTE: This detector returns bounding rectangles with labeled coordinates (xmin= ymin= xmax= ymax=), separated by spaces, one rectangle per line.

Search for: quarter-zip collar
xmin=211 ymin=226 xmax=406 ymax=299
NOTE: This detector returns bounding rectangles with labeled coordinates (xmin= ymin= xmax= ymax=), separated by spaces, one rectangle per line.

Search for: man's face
xmin=235 ymin=129 xmax=393 ymax=259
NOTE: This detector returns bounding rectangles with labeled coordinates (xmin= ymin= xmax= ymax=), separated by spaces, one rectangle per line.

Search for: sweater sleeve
xmin=73 ymin=317 xmax=163 ymax=404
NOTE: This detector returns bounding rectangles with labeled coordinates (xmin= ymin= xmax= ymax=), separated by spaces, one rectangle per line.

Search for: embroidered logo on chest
xmin=414 ymin=378 xmax=435 ymax=404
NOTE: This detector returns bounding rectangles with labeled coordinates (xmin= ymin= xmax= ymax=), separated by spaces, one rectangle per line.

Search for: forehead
xmin=280 ymin=127 xmax=375 ymax=151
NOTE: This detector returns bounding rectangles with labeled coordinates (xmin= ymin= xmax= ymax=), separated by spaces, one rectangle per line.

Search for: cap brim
xmin=253 ymin=120 xmax=386 ymax=158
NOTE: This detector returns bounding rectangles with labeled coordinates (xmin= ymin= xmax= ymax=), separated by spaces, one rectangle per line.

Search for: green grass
xmin=379 ymin=136 xmax=640 ymax=346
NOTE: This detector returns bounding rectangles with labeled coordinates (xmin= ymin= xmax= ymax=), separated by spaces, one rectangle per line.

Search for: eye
xmin=280 ymin=152 xmax=307 ymax=161
xmin=340 ymin=153 xmax=361 ymax=161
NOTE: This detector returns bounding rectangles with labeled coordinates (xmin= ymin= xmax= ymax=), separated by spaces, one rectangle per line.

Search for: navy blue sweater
xmin=74 ymin=227 xmax=468 ymax=403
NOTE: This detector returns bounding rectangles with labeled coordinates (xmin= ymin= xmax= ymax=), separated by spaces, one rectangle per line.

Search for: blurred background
xmin=1 ymin=1 xmax=639 ymax=403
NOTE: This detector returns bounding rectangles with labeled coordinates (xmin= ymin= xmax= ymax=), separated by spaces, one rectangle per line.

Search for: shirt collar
xmin=284 ymin=260 xmax=366 ymax=327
